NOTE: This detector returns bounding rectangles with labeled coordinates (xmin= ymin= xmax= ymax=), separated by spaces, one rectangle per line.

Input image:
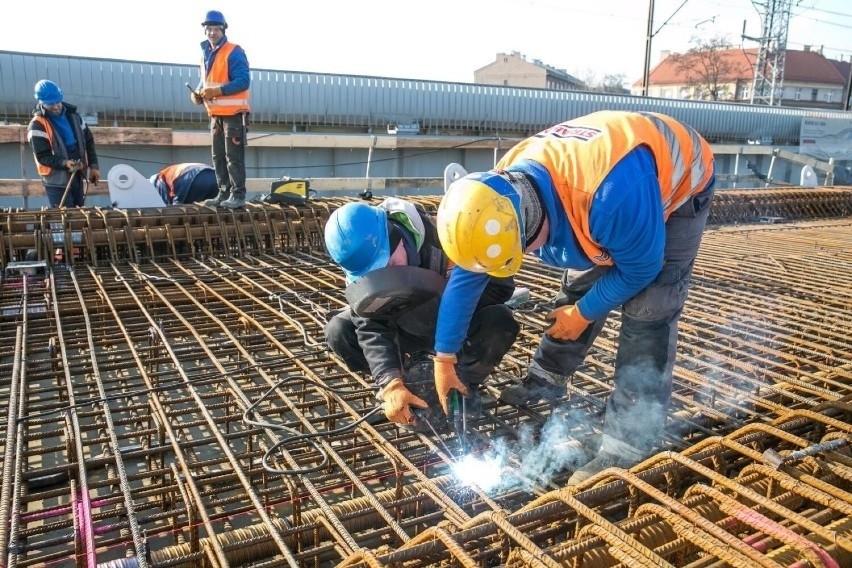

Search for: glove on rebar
xmin=545 ymin=304 xmax=592 ymax=341
xmin=379 ymin=378 xmax=427 ymax=425
xmin=433 ymin=353 xmax=469 ymax=416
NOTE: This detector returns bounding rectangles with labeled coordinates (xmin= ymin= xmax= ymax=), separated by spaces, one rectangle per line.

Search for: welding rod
xmin=763 ymin=437 xmax=849 ymax=469
xmin=414 ymin=409 xmax=456 ymax=461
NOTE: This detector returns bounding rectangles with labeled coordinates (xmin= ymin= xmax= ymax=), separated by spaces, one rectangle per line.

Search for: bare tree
xmin=670 ymin=35 xmax=736 ymax=101
xmin=600 ymin=73 xmax=628 ymax=93
xmin=574 ymin=69 xmax=628 ymax=93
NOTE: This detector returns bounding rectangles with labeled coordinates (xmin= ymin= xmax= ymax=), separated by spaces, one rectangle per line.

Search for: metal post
xmin=363 ymin=135 xmax=376 ymax=197
xmin=733 ymin=153 xmax=740 ymax=189
xmin=765 ymin=150 xmax=778 ymax=188
xmin=642 ymin=0 xmax=656 ymax=97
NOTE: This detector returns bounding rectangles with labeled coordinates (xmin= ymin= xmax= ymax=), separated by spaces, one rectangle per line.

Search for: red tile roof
xmin=636 ymin=48 xmax=848 ymax=87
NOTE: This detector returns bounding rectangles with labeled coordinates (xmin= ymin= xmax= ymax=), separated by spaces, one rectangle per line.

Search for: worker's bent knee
xmin=463 ymin=304 xmax=520 ymax=366
xmin=623 ymin=263 xmax=689 ymax=321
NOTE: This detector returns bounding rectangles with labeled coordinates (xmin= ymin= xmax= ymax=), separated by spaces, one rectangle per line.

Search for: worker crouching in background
xmin=149 ymin=163 xmax=220 ymax=205
xmin=27 ymin=80 xmax=100 ymax=207
xmin=324 ymin=198 xmax=520 ymax=430
xmin=433 ymin=110 xmax=716 ymax=484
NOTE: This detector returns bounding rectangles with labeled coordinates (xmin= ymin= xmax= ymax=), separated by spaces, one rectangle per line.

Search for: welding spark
xmin=451 ymin=454 xmax=504 ymax=492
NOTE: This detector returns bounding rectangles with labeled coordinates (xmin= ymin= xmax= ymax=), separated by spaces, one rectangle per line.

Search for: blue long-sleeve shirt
xmin=199 ymin=37 xmax=250 ymax=95
xmin=434 ymin=146 xmax=666 ymax=354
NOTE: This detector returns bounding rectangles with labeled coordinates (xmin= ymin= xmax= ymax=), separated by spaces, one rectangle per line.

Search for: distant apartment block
xmin=633 ymin=46 xmax=851 ymax=109
xmin=475 ymin=52 xmax=585 ymax=91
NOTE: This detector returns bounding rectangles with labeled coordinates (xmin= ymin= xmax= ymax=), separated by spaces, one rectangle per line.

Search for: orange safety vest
xmin=28 ymin=115 xmax=90 ymax=185
xmin=202 ymin=42 xmax=250 ymax=117
xmin=159 ymin=163 xmax=202 ymax=200
xmin=497 ymin=110 xmax=714 ymax=266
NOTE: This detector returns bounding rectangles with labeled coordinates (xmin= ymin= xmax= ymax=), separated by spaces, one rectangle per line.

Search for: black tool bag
xmin=258 ymin=177 xmax=315 ymax=206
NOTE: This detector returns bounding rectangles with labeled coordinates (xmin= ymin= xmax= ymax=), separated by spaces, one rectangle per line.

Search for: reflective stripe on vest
xmin=202 ymin=42 xmax=251 ymax=116
xmin=496 ymin=110 xmax=714 ymax=266
xmin=28 ymin=116 xmax=58 ymax=177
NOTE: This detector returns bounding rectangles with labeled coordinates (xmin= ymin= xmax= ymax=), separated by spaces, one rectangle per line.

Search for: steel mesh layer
xmin=0 ymin=188 xmax=850 ymax=567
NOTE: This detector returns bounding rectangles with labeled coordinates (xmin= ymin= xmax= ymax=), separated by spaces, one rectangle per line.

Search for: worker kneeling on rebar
xmin=323 ymin=198 xmax=520 ymax=431
xmin=433 ymin=110 xmax=716 ymax=485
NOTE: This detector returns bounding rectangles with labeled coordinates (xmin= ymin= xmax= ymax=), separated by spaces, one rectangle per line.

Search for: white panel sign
xmin=799 ymin=117 xmax=852 ymax=161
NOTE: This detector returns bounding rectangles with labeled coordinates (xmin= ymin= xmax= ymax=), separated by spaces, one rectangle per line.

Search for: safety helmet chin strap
xmin=502 ymin=170 xmax=544 ymax=249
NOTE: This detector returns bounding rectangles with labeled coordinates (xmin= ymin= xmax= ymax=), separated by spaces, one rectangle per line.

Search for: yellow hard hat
xmin=437 ymin=171 xmax=524 ymax=277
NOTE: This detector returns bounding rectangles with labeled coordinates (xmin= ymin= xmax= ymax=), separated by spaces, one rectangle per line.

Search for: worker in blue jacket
xmin=149 ymin=163 xmax=219 ymax=205
xmin=191 ymin=10 xmax=251 ymax=209
xmin=432 ymin=111 xmax=715 ymax=484
xmin=324 ymin=198 xmax=519 ymax=429
xmin=27 ymin=80 xmax=100 ymax=207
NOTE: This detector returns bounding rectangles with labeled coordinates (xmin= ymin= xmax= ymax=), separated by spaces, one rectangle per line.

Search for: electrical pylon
xmin=748 ymin=0 xmax=792 ymax=105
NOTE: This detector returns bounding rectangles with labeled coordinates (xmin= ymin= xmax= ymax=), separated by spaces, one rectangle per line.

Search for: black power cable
xmin=242 ymin=374 xmax=382 ymax=476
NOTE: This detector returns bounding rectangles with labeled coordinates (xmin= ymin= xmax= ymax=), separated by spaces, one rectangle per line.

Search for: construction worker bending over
xmin=433 ymin=110 xmax=715 ymax=484
xmin=150 ymin=163 xmax=220 ymax=205
xmin=324 ymin=198 xmax=520 ymax=429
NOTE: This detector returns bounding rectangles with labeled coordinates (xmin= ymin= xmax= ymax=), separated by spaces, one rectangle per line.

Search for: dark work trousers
xmin=325 ymin=304 xmax=520 ymax=386
xmin=45 ymin=176 xmax=84 ymax=207
xmin=181 ymin=168 xmax=220 ymax=204
xmin=533 ymin=184 xmax=715 ymax=454
xmin=210 ymin=113 xmax=248 ymax=199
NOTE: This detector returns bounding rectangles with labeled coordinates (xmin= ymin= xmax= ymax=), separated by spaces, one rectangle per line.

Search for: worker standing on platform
xmin=323 ymin=198 xmax=519 ymax=428
xmin=149 ymin=163 xmax=219 ymax=205
xmin=433 ymin=110 xmax=715 ymax=484
xmin=27 ymin=80 xmax=100 ymax=207
xmin=190 ymin=10 xmax=251 ymax=209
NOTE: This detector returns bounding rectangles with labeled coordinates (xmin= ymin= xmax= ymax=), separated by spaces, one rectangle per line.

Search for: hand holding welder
xmin=545 ymin=304 xmax=591 ymax=341
xmin=64 ymin=159 xmax=84 ymax=173
xmin=433 ymin=353 xmax=470 ymax=415
xmin=185 ymin=82 xmax=204 ymax=105
xmin=378 ymin=378 xmax=428 ymax=425
xmin=201 ymin=86 xmax=223 ymax=100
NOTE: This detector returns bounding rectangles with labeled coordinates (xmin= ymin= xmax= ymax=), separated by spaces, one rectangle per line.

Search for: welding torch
xmin=185 ymin=82 xmax=203 ymax=103
xmin=449 ymin=389 xmax=469 ymax=455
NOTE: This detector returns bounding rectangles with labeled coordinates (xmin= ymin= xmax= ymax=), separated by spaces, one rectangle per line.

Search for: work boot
xmin=499 ymin=362 xmax=567 ymax=406
xmin=220 ymin=192 xmax=246 ymax=209
xmin=566 ymin=451 xmax=640 ymax=485
xmin=203 ymin=190 xmax=229 ymax=207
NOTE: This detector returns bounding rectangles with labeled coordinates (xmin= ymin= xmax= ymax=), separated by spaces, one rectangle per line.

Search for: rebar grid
xmin=0 ymin=191 xmax=849 ymax=567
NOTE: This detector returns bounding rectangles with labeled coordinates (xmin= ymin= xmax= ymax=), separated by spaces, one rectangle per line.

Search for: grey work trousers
xmin=210 ymin=114 xmax=248 ymax=198
xmin=533 ymin=184 xmax=715 ymax=454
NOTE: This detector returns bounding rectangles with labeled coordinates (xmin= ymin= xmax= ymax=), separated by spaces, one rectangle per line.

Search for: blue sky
xmin=3 ymin=0 xmax=850 ymax=84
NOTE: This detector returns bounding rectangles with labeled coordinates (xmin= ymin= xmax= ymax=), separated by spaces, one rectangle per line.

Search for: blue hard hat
xmin=34 ymin=80 xmax=63 ymax=105
xmin=201 ymin=10 xmax=228 ymax=29
xmin=324 ymin=202 xmax=390 ymax=282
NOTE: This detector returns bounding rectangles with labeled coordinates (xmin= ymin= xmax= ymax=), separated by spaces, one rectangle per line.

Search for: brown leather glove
xmin=64 ymin=160 xmax=84 ymax=173
xmin=88 ymin=167 xmax=100 ymax=184
xmin=201 ymin=86 xmax=223 ymax=100
xmin=545 ymin=305 xmax=592 ymax=341
xmin=433 ymin=353 xmax=469 ymax=415
xmin=189 ymin=90 xmax=203 ymax=105
xmin=379 ymin=378 xmax=427 ymax=425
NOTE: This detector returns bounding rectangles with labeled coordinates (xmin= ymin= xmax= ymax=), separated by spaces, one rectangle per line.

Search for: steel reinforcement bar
xmin=0 ymin=189 xmax=849 ymax=567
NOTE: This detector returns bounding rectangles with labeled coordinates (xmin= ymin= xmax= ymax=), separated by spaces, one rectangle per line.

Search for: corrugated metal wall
xmin=2 ymin=50 xmax=850 ymax=144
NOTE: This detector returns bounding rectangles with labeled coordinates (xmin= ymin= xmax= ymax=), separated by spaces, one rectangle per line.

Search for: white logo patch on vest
xmin=538 ymin=124 xmax=602 ymax=142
